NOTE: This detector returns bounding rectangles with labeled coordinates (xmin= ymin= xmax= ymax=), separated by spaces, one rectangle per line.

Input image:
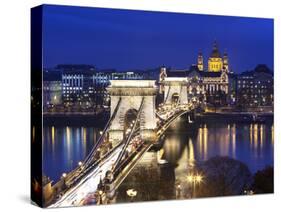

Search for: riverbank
xmin=43 ymin=112 xmax=109 ymax=126
xmin=43 ymin=110 xmax=273 ymax=127
xmin=197 ymin=112 xmax=273 ymax=124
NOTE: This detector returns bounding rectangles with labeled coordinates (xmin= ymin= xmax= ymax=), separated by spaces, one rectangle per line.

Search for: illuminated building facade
xmin=60 ymin=65 xmax=95 ymax=108
xmin=93 ymin=70 xmax=148 ymax=107
xmin=43 ymin=70 xmax=62 ymax=110
xmin=162 ymin=40 xmax=233 ymax=106
xmin=197 ymin=52 xmax=204 ymax=71
xmin=159 ymin=66 xmax=167 ymax=94
xmin=43 ymin=81 xmax=62 ymax=107
xmin=236 ymin=65 xmax=273 ymax=107
xmin=197 ymin=41 xmax=229 ymax=73
xmin=165 ymin=65 xmax=230 ymax=105
xmin=43 ymin=64 xmax=160 ymax=110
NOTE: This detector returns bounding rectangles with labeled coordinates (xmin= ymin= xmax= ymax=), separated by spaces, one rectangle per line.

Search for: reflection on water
xmin=43 ymin=117 xmax=273 ymax=201
xmin=43 ymin=126 xmax=101 ymax=182
xmin=160 ymin=120 xmax=273 ymax=173
xmin=115 ymin=118 xmax=273 ymax=203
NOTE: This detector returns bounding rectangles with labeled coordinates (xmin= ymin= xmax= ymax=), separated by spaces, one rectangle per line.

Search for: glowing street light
xmin=97 ymin=190 xmax=103 ymax=205
xmin=244 ymin=190 xmax=254 ymax=195
xmin=186 ymin=173 xmax=203 ymax=198
xmin=61 ymin=172 xmax=67 ymax=187
xmin=195 ymin=174 xmax=202 ymax=183
xmin=175 ymin=184 xmax=182 ymax=199
xmin=187 ymin=173 xmax=203 ymax=184
xmin=126 ymin=189 xmax=137 ymax=202
xmin=187 ymin=175 xmax=193 ymax=183
xmin=78 ymin=161 xmax=83 ymax=166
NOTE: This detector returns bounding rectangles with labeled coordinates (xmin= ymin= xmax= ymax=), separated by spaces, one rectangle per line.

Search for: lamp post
xmin=176 ymin=184 xmax=182 ymax=199
xmin=78 ymin=161 xmax=83 ymax=171
xmin=99 ymin=190 xmax=103 ymax=205
xmin=187 ymin=173 xmax=203 ymax=198
xmin=126 ymin=189 xmax=137 ymax=202
xmin=61 ymin=173 xmax=67 ymax=189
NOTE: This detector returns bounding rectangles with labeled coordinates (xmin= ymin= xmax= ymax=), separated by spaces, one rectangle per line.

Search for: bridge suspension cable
xmin=155 ymin=111 xmax=165 ymax=121
xmin=83 ymin=97 xmax=122 ymax=168
xmin=113 ymin=97 xmax=145 ymax=173
xmin=164 ymin=85 xmax=171 ymax=104
xmin=175 ymin=85 xmax=183 ymax=107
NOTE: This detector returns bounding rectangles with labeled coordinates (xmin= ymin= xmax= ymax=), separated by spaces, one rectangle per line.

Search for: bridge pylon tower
xmin=107 ymin=80 xmax=158 ymax=146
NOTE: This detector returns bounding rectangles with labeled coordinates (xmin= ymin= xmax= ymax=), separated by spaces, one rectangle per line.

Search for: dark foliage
xmin=196 ymin=156 xmax=252 ymax=197
xmin=252 ymin=166 xmax=273 ymax=194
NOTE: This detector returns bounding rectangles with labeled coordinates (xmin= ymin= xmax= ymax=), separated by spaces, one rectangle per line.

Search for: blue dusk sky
xmin=42 ymin=4 xmax=274 ymax=73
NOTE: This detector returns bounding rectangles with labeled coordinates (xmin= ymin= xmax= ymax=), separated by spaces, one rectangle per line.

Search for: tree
xmin=196 ymin=156 xmax=252 ymax=197
xmin=252 ymin=166 xmax=273 ymax=194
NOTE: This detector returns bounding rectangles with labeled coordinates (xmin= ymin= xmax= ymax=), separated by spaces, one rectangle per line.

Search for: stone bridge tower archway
xmin=107 ymin=80 xmax=158 ymax=145
xmin=163 ymin=78 xmax=188 ymax=105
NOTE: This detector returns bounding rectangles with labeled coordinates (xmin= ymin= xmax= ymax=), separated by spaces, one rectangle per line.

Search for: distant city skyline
xmin=42 ymin=5 xmax=274 ymax=73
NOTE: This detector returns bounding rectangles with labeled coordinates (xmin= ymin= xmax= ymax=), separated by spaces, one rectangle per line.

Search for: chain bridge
xmin=49 ymin=79 xmax=199 ymax=207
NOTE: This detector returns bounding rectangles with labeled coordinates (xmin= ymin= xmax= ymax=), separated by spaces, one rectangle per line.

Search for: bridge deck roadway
xmin=49 ymin=145 xmax=124 ymax=208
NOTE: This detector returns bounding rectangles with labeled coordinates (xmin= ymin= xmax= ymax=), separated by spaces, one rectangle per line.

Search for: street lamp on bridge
xmin=78 ymin=161 xmax=84 ymax=170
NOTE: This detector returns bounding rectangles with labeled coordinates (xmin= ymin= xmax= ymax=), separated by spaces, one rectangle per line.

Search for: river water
xmin=42 ymin=115 xmax=273 ymax=202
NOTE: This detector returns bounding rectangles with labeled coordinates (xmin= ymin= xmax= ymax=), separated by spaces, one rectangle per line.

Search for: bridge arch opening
xmin=171 ymin=93 xmax=180 ymax=105
xmin=123 ymin=108 xmax=139 ymax=136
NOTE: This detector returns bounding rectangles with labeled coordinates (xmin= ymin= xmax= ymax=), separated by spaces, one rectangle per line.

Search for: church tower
xmin=197 ymin=52 xmax=204 ymax=71
xmin=223 ymin=50 xmax=229 ymax=72
xmin=208 ymin=40 xmax=223 ymax=72
xmin=159 ymin=66 xmax=167 ymax=94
